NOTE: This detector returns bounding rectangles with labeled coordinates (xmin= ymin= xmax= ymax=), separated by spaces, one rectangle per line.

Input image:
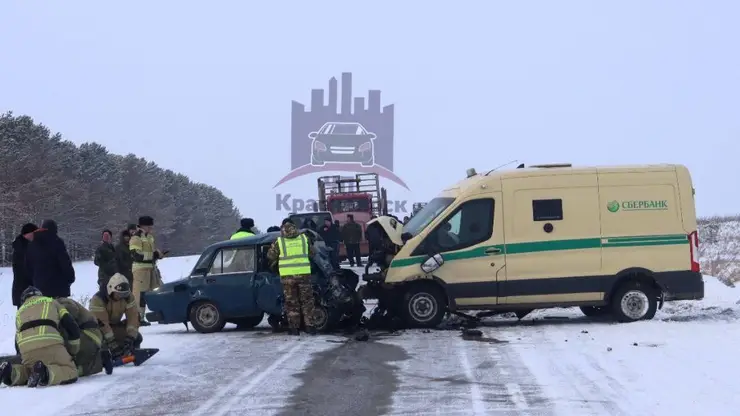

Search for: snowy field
xmin=1 ymin=256 xmax=740 ymax=415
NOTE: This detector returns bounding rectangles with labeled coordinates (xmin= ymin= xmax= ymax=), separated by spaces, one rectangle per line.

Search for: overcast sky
xmin=1 ymin=1 xmax=737 ymax=227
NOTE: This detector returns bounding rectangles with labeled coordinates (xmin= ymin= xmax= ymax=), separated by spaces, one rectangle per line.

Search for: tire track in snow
xmin=515 ymin=324 xmax=633 ymax=415
xmin=456 ymin=338 xmax=486 ymax=415
xmin=382 ymin=330 xmax=553 ymax=415
xmin=191 ymin=341 xmax=299 ymax=416
xmin=207 ymin=341 xmax=305 ymax=416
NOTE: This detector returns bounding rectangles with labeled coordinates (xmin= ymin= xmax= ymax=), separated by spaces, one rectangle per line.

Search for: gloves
xmin=153 ymin=251 xmax=161 ymax=261
xmin=106 ymin=338 xmax=123 ymax=359
xmin=123 ymin=335 xmax=138 ymax=353
xmin=67 ymin=339 xmax=80 ymax=356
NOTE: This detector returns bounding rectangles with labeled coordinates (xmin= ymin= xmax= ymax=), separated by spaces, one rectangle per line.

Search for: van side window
xmin=413 ymin=198 xmax=495 ymax=255
xmin=532 ymin=199 xmax=563 ymax=221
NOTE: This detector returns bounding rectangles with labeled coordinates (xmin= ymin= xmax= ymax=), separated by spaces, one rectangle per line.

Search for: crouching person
xmin=56 ymin=298 xmax=114 ymax=376
xmin=0 ymin=287 xmax=79 ymax=387
xmin=89 ymin=273 xmax=142 ymax=359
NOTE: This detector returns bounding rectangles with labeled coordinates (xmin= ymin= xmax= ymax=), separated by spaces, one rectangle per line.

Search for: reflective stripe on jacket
xmin=15 ymin=296 xmax=67 ymax=352
xmin=230 ymin=231 xmax=255 ymax=240
xmin=277 ymin=234 xmax=311 ymax=276
xmin=130 ymin=232 xmax=155 ymax=270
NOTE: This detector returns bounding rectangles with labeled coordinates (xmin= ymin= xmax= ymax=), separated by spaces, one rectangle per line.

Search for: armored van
xmin=361 ymin=163 xmax=703 ymax=327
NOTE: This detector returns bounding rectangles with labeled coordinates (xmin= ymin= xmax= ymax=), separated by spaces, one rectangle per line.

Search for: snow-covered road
xmin=2 ymin=257 xmax=740 ymax=415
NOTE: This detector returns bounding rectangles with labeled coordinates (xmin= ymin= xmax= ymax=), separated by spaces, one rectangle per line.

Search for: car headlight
xmin=358 ymin=142 xmax=371 ymax=152
xmin=314 ymin=141 xmax=327 ymax=151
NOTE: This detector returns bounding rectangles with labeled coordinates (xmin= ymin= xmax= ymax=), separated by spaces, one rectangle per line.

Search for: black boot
xmin=101 ymin=350 xmax=114 ymax=375
xmin=288 ymin=328 xmax=300 ymax=336
xmin=139 ymin=319 xmax=151 ymax=327
xmin=27 ymin=361 xmax=48 ymax=388
xmin=0 ymin=361 xmax=11 ymax=386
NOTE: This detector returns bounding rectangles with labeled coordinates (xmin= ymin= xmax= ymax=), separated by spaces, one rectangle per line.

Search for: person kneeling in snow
xmin=56 ymin=298 xmax=114 ymax=377
xmin=89 ymin=273 xmax=143 ymax=359
xmin=0 ymin=287 xmax=80 ymax=387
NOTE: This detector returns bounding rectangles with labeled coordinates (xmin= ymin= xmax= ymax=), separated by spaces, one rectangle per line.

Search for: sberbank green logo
xmin=607 ymin=200 xmax=668 ymax=212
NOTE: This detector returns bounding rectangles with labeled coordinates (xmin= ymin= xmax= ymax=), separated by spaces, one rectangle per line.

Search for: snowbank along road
xmin=1 ymin=256 xmax=739 ymax=415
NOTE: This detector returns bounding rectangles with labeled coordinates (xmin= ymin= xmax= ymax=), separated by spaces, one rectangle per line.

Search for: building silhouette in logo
xmin=274 ymin=72 xmax=408 ymax=189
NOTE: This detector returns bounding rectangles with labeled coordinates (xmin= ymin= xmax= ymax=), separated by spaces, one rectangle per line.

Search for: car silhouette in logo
xmin=309 ymin=122 xmax=376 ymax=167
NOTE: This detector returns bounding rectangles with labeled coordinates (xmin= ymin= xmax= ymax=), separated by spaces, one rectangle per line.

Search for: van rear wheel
xmin=610 ymin=280 xmax=658 ymax=322
xmin=401 ymin=284 xmax=446 ymax=328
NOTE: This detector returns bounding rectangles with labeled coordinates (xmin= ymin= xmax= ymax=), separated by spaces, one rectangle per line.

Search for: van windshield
xmin=403 ymin=197 xmax=455 ymax=237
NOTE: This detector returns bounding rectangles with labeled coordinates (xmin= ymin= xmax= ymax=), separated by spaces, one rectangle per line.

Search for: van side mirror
xmin=420 ymin=253 xmax=444 ymax=274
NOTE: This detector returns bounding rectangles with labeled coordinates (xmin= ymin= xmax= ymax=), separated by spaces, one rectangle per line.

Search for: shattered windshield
xmin=402 ymin=197 xmax=455 ymax=237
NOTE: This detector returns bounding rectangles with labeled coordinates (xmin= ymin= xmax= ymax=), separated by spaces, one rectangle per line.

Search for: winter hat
xmin=41 ymin=219 xmax=58 ymax=234
xmin=282 ymin=218 xmax=294 ymax=226
xmin=138 ymin=216 xmax=154 ymax=226
xmin=126 ymin=223 xmax=137 ymax=232
xmin=240 ymin=218 xmax=255 ymax=229
xmin=20 ymin=223 xmax=38 ymax=235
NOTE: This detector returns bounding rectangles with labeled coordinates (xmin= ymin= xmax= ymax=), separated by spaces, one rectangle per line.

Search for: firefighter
xmin=129 ymin=215 xmax=163 ymax=325
xmin=88 ymin=273 xmax=143 ymax=359
xmin=0 ymin=287 xmax=80 ymax=387
xmin=56 ymin=297 xmax=114 ymax=376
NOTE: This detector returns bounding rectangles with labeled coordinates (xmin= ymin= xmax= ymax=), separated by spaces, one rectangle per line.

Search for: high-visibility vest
xmin=277 ymin=234 xmax=311 ymax=276
xmin=230 ymin=231 xmax=255 ymax=240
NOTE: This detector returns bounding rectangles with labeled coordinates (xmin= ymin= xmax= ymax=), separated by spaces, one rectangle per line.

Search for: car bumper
xmin=655 ymin=271 xmax=704 ymax=301
xmin=146 ymin=311 xmax=163 ymax=322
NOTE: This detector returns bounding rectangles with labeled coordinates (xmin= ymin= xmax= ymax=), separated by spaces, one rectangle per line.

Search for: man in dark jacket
xmin=94 ymin=229 xmax=117 ymax=288
xmin=341 ymin=215 xmax=363 ymax=267
xmin=318 ymin=218 xmax=340 ymax=267
xmin=25 ymin=219 xmax=76 ymax=298
xmin=11 ymin=223 xmax=38 ymax=309
xmin=115 ymin=229 xmax=134 ymax=286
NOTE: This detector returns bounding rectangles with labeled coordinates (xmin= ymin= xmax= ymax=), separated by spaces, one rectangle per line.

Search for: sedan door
xmin=205 ymin=246 xmax=259 ymax=317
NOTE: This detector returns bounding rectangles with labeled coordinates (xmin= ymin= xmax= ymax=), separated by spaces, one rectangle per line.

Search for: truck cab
xmin=317 ymin=173 xmax=388 ymax=260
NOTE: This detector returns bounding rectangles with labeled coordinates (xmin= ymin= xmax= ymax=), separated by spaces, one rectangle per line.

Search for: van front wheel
xmin=402 ymin=284 xmax=446 ymax=328
xmin=610 ymin=281 xmax=658 ymax=322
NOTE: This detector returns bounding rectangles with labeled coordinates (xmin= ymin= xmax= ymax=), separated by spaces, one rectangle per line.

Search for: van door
xmin=412 ymin=193 xmax=505 ymax=308
xmin=500 ymin=174 xmax=603 ymax=305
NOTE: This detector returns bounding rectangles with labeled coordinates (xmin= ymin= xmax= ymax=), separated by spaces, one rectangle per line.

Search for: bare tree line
xmin=0 ymin=112 xmax=241 ymax=265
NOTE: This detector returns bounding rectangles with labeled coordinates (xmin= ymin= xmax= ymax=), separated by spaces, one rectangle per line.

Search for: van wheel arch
xmin=609 ymin=268 xmax=662 ymax=300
